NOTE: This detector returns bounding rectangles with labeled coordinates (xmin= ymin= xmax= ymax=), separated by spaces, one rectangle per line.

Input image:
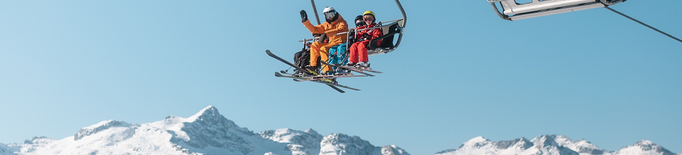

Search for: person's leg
xmin=349 ymin=43 xmax=360 ymax=64
xmin=357 ymin=41 xmax=370 ymax=63
xmin=319 ymin=44 xmax=337 ymax=74
xmin=309 ymin=42 xmax=325 ymax=67
xmin=337 ymin=43 xmax=348 ymax=65
xmin=328 ymin=45 xmax=339 ymax=65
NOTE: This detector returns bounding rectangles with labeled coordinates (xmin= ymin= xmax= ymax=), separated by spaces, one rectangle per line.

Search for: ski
xmin=267 ymin=50 xmax=354 ymax=93
xmin=291 ymin=74 xmax=365 ymax=81
xmin=320 ymin=61 xmax=381 ymax=77
xmin=275 ymin=72 xmax=346 ymax=93
xmin=344 ymin=64 xmax=382 ymax=73
xmin=278 ymin=70 xmax=365 ymax=79
xmin=275 ymin=72 xmax=360 ymax=91
xmin=326 ymin=84 xmax=346 ymax=93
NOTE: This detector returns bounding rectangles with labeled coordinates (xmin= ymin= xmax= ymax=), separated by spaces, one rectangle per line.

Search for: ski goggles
xmin=363 ymin=17 xmax=374 ymax=22
xmin=355 ymin=20 xmax=366 ymax=26
xmin=324 ymin=11 xmax=336 ymax=19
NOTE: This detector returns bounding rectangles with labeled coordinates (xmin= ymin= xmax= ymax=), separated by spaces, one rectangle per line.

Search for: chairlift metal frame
xmin=488 ymin=0 xmax=625 ymax=21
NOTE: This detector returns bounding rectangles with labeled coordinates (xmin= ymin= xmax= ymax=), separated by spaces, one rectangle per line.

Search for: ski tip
xmin=327 ymin=85 xmax=346 ymax=93
xmin=266 ymin=50 xmax=279 ymax=57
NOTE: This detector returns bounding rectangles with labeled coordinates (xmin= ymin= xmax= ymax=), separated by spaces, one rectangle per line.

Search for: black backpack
xmin=294 ymin=48 xmax=310 ymax=70
xmin=294 ymin=34 xmax=325 ymax=75
xmin=293 ymin=47 xmax=322 ymax=75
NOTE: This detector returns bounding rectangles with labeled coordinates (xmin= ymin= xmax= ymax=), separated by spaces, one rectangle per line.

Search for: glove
xmin=300 ymin=10 xmax=308 ymax=23
xmin=317 ymin=33 xmax=327 ymax=43
xmin=362 ymin=33 xmax=370 ymax=40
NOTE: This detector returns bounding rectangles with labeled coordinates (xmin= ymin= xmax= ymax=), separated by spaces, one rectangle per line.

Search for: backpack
xmin=293 ymin=48 xmax=320 ymax=75
xmin=294 ymin=48 xmax=310 ymax=70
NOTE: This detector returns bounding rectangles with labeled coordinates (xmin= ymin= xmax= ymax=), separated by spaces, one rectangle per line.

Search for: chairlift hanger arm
xmin=490 ymin=3 xmax=511 ymax=21
xmin=394 ymin=0 xmax=407 ymax=28
xmin=391 ymin=0 xmax=407 ymax=50
xmin=310 ymin=0 xmax=321 ymax=25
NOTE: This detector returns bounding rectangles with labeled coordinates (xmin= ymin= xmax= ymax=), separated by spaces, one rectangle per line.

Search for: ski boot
xmin=357 ymin=62 xmax=371 ymax=70
xmin=304 ymin=65 xmax=320 ymax=75
xmin=334 ymin=68 xmax=351 ymax=75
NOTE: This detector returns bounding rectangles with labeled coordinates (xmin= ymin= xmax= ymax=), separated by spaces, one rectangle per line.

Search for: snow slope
xmin=0 ymin=142 xmax=18 ymax=155
xmin=0 ymin=105 xmax=409 ymax=155
xmin=435 ymin=135 xmax=678 ymax=155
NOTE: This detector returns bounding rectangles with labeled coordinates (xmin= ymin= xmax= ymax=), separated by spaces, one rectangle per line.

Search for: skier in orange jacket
xmin=300 ymin=6 xmax=349 ymax=75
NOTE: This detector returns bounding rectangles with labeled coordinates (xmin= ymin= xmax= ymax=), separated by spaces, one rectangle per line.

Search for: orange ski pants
xmin=310 ymin=41 xmax=338 ymax=74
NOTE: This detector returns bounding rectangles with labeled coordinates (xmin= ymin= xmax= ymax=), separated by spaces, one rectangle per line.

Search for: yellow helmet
xmin=363 ymin=10 xmax=376 ymax=22
xmin=363 ymin=10 xmax=375 ymax=18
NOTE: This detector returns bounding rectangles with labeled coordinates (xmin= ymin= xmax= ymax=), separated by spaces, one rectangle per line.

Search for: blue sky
xmin=1 ymin=0 xmax=681 ymax=155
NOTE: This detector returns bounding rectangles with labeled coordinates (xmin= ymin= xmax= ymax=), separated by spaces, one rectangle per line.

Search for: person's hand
xmin=362 ymin=33 xmax=370 ymax=39
xmin=317 ymin=33 xmax=327 ymax=43
xmin=300 ymin=10 xmax=308 ymax=23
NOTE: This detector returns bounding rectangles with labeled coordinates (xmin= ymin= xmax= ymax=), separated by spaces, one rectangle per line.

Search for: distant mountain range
xmin=0 ymin=106 xmax=408 ymax=155
xmin=0 ymin=106 xmax=678 ymax=155
xmin=435 ymin=135 xmax=679 ymax=155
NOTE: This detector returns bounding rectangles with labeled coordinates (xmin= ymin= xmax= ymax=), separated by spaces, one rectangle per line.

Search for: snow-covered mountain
xmin=0 ymin=105 xmax=409 ymax=155
xmin=435 ymin=135 xmax=678 ymax=155
xmin=612 ymin=140 xmax=677 ymax=155
xmin=1 ymin=142 xmax=17 ymax=155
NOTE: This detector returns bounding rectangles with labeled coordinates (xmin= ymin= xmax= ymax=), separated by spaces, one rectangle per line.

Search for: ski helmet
xmin=354 ymin=15 xmax=365 ymax=27
xmin=323 ymin=6 xmax=338 ymax=22
xmin=363 ymin=10 xmax=375 ymax=23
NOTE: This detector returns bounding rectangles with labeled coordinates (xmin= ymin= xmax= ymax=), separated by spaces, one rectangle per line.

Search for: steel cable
xmin=605 ymin=6 xmax=682 ymax=44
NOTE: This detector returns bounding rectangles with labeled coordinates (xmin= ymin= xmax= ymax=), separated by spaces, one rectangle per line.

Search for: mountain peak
xmin=304 ymin=128 xmax=319 ymax=135
xmin=187 ymin=105 xmax=220 ymax=121
xmin=466 ymin=136 xmax=489 ymax=143
xmin=23 ymin=136 xmax=52 ymax=145
xmin=74 ymin=120 xmax=134 ymax=141
xmin=457 ymin=136 xmax=492 ymax=149
xmin=635 ymin=140 xmax=655 ymax=146
xmin=614 ymin=139 xmax=677 ymax=155
xmin=178 ymin=105 xmax=251 ymax=135
xmin=532 ymin=135 xmax=561 ymax=147
xmin=320 ymin=133 xmax=376 ymax=155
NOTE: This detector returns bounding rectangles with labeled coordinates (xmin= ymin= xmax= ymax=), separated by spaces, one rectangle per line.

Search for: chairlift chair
xmin=303 ymin=0 xmax=407 ymax=56
xmin=366 ymin=18 xmax=405 ymax=56
xmin=488 ymin=0 xmax=626 ymax=21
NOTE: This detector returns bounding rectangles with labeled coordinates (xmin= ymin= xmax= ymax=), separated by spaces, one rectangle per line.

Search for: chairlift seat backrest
xmin=367 ymin=19 xmax=404 ymax=56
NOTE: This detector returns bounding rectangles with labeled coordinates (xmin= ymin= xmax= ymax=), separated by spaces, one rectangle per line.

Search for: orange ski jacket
xmin=303 ymin=15 xmax=349 ymax=46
